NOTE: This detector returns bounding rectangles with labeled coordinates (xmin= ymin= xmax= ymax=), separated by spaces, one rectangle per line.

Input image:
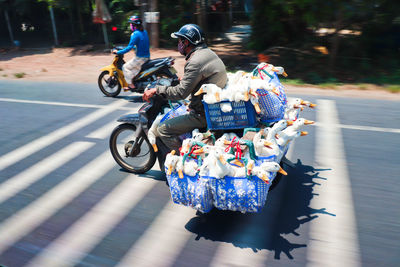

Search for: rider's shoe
xmin=123 ymin=85 xmax=135 ymax=92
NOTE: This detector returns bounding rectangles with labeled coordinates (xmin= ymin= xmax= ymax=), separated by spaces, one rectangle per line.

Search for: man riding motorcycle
xmin=114 ymin=15 xmax=150 ymax=91
xmin=143 ymin=24 xmax=227 ymax=152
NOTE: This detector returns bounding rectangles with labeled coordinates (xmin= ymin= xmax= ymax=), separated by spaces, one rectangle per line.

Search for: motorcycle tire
xmin=109 ymin=123 xmax=156 ymax=174
xmin=98 ymin=70 xmax=121 ymax=97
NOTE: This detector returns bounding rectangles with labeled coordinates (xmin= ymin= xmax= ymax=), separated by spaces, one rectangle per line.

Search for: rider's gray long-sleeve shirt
xmin=156 ymin=44 xmax=227 ymax=115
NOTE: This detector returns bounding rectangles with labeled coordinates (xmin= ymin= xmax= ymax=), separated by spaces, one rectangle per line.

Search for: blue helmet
xmin=128 ymin=15 xmax=142 ymax=25
xmin=171 ymin=24 xmax=205 ymax=45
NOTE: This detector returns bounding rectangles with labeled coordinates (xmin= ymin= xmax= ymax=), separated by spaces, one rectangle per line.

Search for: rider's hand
xmin=112 ymin=49 xmax=118 ymax=54
xmin=143 ymin=88 xmax=157 ymax=102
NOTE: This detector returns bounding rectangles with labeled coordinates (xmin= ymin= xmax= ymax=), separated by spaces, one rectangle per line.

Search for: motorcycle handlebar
xmin=111 ymin=46 xmax=125 ymax=55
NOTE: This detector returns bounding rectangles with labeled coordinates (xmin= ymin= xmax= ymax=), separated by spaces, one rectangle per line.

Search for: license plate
xmin=169 ymin=67 xmax=177 ymax=74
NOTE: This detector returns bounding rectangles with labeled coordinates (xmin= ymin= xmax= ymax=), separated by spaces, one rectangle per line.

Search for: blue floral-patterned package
xmin=206 ymin=174 xmax=272 ymax=213
xmin=166 ymin=169 xmax=214 ymax=213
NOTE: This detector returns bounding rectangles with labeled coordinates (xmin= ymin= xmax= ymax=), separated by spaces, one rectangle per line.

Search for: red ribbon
xmin=256 ymin=91 xmax=269 ymax=97
xmin=224 ymin=136 xmax=242 ymax=161
xmin=188 ymin=145 xmax=200 ymax=158
xmin=258 ymin=68 xmax=264 ymax=80
xmin=235 ymin=141 xmax=243 ymax=160
xmin=225 ymin=136 xmax=237 ymax=153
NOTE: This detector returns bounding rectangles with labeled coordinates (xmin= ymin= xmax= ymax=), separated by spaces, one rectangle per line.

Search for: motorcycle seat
xmin=140 ymin=57 xmax=171 ymax=71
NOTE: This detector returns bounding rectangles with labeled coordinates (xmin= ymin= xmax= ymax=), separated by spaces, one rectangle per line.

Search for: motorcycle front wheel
xmin=98 ymin=70 xmax=122 ymax=97
xmin=109 ymin=124 xmax=156 ymax=173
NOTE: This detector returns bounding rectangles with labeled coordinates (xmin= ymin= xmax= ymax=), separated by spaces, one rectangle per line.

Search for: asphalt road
xmin=0 ymin=80 xmax=399 ymax=267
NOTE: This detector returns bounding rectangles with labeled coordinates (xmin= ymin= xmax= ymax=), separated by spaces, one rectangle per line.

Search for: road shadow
xmin=0 ymin=47 xmax=53 ymax=61
xmin=128 ymin=95 xmax=145 ymax=103
xmin=68 ymin=45 xmax=109 ymax=56
xmin=118 ymin=168 xmax=166 ymax=182
xmin=184 ymin=159 xmax=335 ymax=260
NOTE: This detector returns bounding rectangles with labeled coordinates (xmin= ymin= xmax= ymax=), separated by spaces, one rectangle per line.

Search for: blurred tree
xmin=38 ymin=0 xmax=59 ymax=45
xmin=1 ymin=0 xmax=195 ymax=47
xmin=251 ymin=0 xmax=400 ymax=75
xmin=0 ymin=0 xmax=15 ymax=44
xmin=158 ymin=0 xmax=194 ymax=47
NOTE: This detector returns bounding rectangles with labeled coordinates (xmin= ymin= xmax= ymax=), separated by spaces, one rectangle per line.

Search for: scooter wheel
xmin=98 ymin=70 xmax=121 ymax=97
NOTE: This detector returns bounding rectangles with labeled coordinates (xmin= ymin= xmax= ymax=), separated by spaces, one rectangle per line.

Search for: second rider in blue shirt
xmin=115 ymin=15 xmax=150 ymax=91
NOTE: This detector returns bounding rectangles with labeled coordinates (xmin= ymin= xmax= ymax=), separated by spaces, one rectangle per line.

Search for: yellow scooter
xmin=98 ymin=48 xmax=178 ymax=97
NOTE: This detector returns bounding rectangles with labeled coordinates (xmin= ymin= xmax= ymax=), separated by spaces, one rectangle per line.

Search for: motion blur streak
xmin=26 ymin=177 xmax=157 ymax=267
xmin=0 ymin=97 xmax=131 ymax=171
xmin=306 ymin=99 xmax=361 ymax=267
xmin=209 ymin=144 xmax=296 ymax=266
xmin=0 ymin=142 xmax=94 ymax=204
xmin=116 ymin=203 xmax=195 ymax=267
xmin=85 ymin=120 xmax=122 ymax=139
xmin=0 ymin=151 xmax=116 ymax=254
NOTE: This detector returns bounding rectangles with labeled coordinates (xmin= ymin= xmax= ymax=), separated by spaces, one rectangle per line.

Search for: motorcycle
xmin=108 ymin=89 xmax=287 ymax=191
xmin=109 ymin=91 xmax=177 ymax=173
xmin=98 ymin=46 xmax=178 ymax=97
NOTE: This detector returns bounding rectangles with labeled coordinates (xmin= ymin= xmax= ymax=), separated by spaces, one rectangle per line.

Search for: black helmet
xmin=128 ymin=15 xmax=142 ymax=25
xmin=171 ymin=24 xmax=205 ymax=45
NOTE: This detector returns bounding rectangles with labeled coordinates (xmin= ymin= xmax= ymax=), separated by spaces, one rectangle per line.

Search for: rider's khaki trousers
xmin=123 ymin=56 xmax=148 ymax=84
xmin=157 ymin=112 xmax=207 ymax=152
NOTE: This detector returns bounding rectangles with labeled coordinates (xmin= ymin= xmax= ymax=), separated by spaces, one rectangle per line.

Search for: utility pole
xmin=4 ymin=10 xmax=14 ymax=45
xmin=48 ymin=6 xmax=59 ymax=46
xmin=140 ymin=0 xmax=147 ymax=30
xmin=149 ymin=0 xmax=159 ymax=48
xmin=134 ymin=0 xmax=147 ymax=29
xmin=196 ymin=0 xmax=207 ymax=36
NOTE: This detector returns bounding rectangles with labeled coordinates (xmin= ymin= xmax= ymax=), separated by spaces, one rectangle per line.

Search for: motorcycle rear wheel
xmin=98 ymin=70 xmax=122 ymax=97
xmin=109 ymin=124 xmax=156 ymax=173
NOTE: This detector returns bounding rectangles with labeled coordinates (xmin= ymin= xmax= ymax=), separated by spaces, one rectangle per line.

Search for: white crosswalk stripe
xmin=0 ymin=97 xmax=135 ymax=171
xmin=210 ymin=244 xmax=269 ymax=267
xmin=115 ymin=203 xmax=195 ymax=267
xmin=26 ymin=177 xmax=157 ymax=267
xmin=306 ymin=99 xmax=361 ymax=267
xmin=0 ymin=141 xmax=94 ymax=204
xmin=313 ymin=122 xmax=400 ymax=134
xmin=85 ymin=120 xmax=122 ymax=139
xmin=0 ymin=151 xmax=116 ymax=254
xmin=0 ymin=97 xmax=132 ymax=110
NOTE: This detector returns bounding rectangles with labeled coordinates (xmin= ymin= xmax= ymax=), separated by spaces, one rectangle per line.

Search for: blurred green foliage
xmin=251 ymin=0 xmax=400 ymax=84
xmin=14 ymin=72 xmax=26 ymax=78
xmin=159 ymin=0 xmax=194 ymax=47
xmin=0 ymin=0 xmax=195 ymax=46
